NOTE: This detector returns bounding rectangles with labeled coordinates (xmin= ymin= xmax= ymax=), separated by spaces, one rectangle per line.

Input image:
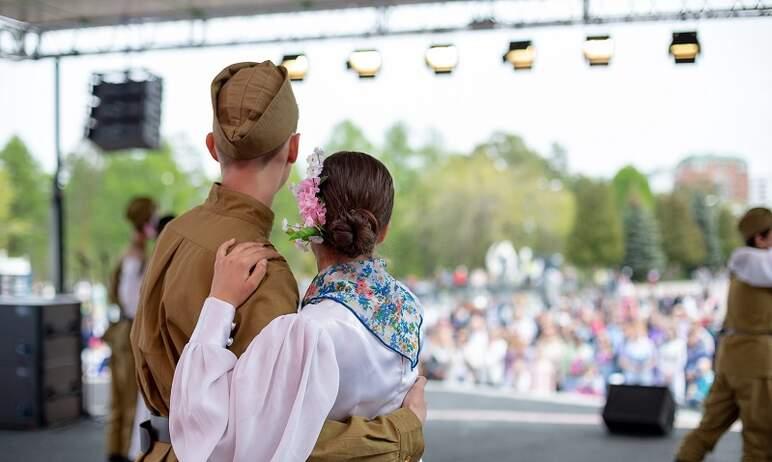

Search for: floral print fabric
xmin=302 ymin=258 xmax=423 ymax=368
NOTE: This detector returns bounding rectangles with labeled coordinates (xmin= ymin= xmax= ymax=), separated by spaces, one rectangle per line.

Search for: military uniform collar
xmin=204 ymin=183 xmax=274 ymax=235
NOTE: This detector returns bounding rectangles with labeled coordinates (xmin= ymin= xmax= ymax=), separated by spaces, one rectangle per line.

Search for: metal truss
xmin=1 ymin=0 xmax=771 ymax=60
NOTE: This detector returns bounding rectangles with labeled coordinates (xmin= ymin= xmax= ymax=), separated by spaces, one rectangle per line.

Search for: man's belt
xmin=139 ymin=415 xmax=171 ymax=453
xmin=721 ymin=328 xmax=772 ymax=336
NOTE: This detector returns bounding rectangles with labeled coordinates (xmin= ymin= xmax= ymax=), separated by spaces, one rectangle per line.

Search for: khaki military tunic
xmin=677 ymin=278 xmax=772 ymax=462
xmin=130 ymin=184 xmax=424 ymax=462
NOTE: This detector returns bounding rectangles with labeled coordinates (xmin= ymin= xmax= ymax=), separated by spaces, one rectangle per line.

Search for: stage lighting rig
xmin=281 ymin=54 xmax=309 ymax=81
xmin=670 ymin=32 xmax=700 ymax=64
xmin=503 ymin=41 xmax=535 ymax=70
xmin=583 ymin=35 xmax=613 ymax=66
xmin=425 ymin=44 xmax=459 ymax=74
xmin=347 ymin=49 xmax=382 ymax=78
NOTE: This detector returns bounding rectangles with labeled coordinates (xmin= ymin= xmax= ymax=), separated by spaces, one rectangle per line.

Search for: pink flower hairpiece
xmin=283 ymin=147 xmax=327 ymax=251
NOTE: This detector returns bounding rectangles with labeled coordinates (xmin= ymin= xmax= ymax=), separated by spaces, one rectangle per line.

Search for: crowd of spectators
xmin=418 ymin=269 xmax=724 ymax=407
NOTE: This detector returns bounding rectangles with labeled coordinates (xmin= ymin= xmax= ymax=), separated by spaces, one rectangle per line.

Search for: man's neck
xmin=221 ymin=173 xmax=277 ymax=208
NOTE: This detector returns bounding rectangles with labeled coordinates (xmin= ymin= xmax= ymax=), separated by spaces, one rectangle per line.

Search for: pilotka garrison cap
xmin=211 ymin=61 xmax=299 ymax=160
xmin=738 ymin=207 xmax=772 ymax=241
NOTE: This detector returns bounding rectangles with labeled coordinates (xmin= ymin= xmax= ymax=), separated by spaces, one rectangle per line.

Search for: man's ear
xmin=205 ymin=133 xmax=219 ymax=162
xmin=287 ymin=133 xmax=300 ymax=164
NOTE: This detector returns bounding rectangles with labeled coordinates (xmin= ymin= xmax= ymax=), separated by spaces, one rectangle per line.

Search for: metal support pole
xmin=52 ymin=57 xmax=65 ymax=293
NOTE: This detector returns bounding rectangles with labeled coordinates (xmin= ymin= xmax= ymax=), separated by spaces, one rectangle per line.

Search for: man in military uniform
xmin=676 ymin=207 xmax=772 ymax=461
xmin=104 ymin=197 xmax=157 ymax=462
xmin=130 ymin=61 xmax=426 ymax=462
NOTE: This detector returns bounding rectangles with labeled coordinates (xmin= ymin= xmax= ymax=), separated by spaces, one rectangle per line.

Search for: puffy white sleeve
xmin=170 ymin=297 xmax=239 ymax=462
xmin=729 ymin=247 xmax=772 ymax=288
xmin=118 ymin=255 xmax=144 ymax=319
xmin=170 ymin=297 xmax=341 ymax=462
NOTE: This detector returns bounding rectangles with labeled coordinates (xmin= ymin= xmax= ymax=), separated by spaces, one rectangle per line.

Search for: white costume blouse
xmin=729 ymin=247 xmax=772 ymax=287
xmin=169 ymin=297 xmax=418 ymax=462
xmin=118 ymin=254 xmax=143 ymax=319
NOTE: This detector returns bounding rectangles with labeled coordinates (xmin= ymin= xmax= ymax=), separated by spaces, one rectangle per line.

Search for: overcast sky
xmin=1 ymin=15 xmax=771 ymax=181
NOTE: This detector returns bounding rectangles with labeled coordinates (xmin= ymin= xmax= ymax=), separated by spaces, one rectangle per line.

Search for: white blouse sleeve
xmin=170 ymin=297 xmax=238 ymax=462
xmin=118 ymin=255 xmax=144 ymax=319
xmin=729 ymin=247 xmax=772 ymax=288
xmin=170 ymin=298 xmax=341 ymax=462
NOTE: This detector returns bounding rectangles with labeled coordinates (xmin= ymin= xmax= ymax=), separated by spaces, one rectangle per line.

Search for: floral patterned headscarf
xmin=302 ymin=258 xmax=423 ymax=369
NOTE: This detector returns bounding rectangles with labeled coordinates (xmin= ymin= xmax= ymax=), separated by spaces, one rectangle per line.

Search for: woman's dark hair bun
xmin=318 ymin=151 xmax=394 ymax=258
xmin=325 ymin=209 xmax=378 ymax=258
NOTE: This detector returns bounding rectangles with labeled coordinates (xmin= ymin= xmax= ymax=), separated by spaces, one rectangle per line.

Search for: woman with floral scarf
xmin=169 ymin=150 xmax=425 ymax=462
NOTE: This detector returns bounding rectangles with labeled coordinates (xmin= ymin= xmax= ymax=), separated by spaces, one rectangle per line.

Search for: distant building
xmin=750 ymin=176 xmax=772 ymax=207
xmin=674 ymin=155 xmax=749 ymax=204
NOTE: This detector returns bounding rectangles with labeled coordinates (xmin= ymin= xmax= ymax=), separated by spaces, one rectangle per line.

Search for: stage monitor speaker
xmin=0 ymin=296 xmax=83 ymax=429
xmin=86 ymin=70 xmax=163 ymax=151
xmin=602 ymin=384 xmax=675 ymax=436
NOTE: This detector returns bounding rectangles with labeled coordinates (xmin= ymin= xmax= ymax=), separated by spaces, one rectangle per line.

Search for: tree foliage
xmin=0 ymin=167 xmax=14 ymax=250
xmin=717 ymin=206 xmax=742 ymax=262
xmin=622 ymin=202 xmax=666 ymax=281
xmin=2 ymin=126 xmax=748 ymax=286
xmin=322 ymin=123 xmax=575 ymax=277
xmin=0 ymin=136 xmax=51 ymax=280
xmin=566 ymin=178 xmax=623 ymax=268
xmin=612 ymin=165 xmax=655 ymax=211
xmin=64 ymin=145 xmax=208 ymax=283
xmin=656 ymin=192 xmax=706 ymax=274
xmin=691 ymin=192 xmax=723 ymax=269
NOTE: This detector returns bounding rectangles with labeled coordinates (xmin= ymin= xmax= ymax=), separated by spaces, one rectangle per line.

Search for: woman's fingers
xmin=238 ymin=246 xmax=280 ymax=265
xmin=216 ymin=238 xmax=236 ymax=259
xmin=228 ymin=242 xmax=263 ymax=257
xmin=246 ymin=259 xmax=269 ymax=288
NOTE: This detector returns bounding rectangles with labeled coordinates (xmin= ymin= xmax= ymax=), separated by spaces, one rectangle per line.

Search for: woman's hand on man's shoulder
xmin=209 ymin=238 xmax=279 ymax=308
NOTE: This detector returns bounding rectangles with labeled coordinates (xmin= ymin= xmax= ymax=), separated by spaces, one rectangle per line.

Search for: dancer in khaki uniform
xmin=676 ymin=207 xmax=772 ymax=462
xmin=130 ymin=61 xmax=425 ymax=462
xmin=104 ymin=197 xmax=156 ymax=462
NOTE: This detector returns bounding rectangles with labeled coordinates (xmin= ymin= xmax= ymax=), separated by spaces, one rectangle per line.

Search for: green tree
xmin=320 ymin=122 xmax=575 ymax=277
xmin=612 ymin=165 xmax=655 ymax=211
xmin=0 ymin=167 xmax=14 ymax=250
xmin=415 ymin=144 xmax=575 ymax=273
xmin=717 ymin=206 xmax=742 ymax=262
xmin=566 ymin=178 xmax=623 ymax=268
xmin=0 ymin=136 xmax=51 ymax=281
xmin=691 ymin=193 xmax=723 ymax=269
xmin=656 ymin=192 xmax=706 ymax=274
xmin=64 ymin=144 xmax=207 ymax=284
xmin=622 ymin=202 xmax=666 ymax=281
xmin=324 ymin=121 xmax=376 ymax=154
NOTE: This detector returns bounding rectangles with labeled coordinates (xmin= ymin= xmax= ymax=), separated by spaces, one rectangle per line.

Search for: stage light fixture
xmin=583 ymin=35 xmax=613 ymax=66
xmin=425 ymin=44 xmax=458 ymax=74
xmin=503 ymin=41 xmax=535 ymax=70
xmin=347 ymin=49 xmax=382 ymax=78
xmin=670 ymin=32 xmax=700 ymax=64
xmin=280 ymin=54 xmax=309 ymax=81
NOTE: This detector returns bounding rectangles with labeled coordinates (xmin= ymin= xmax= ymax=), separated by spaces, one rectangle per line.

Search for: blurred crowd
xmin=418 ymin=269 xmax=724 ymax=407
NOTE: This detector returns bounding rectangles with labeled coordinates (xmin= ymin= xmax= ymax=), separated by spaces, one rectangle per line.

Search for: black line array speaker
xmin=602 ymin=384 xmax=676 ymax=436
xmin=0 ymin=296 xmax=83 ymax=429
xmin=86 ymin=70 xmax=163 ymax=151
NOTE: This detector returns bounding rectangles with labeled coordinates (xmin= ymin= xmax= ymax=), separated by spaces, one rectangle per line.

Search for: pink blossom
xmin=294 ymin=177 xmax=326 ymax=227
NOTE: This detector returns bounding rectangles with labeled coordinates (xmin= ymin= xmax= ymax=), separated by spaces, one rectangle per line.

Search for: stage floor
xmin=0 ymin=384 xmax=741 ymax=462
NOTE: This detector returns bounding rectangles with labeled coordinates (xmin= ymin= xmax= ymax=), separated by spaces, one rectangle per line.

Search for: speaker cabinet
xmin=602 ymin=384 xmax=676 ymax=436
xmin=0 ymin=296 xmax=82 ymax=429
xmin=86 ymin=72 xmax=163 ymax=151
